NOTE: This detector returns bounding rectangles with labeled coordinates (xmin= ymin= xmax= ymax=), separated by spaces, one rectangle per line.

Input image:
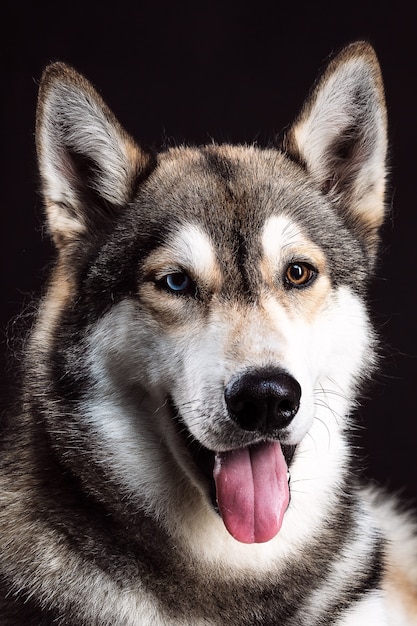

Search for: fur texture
xmin=1 ymin=41 xmax=416 ymax=625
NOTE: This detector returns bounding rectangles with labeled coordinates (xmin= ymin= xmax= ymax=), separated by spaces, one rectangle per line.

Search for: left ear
xmin=284 ymin=41 xmax=388 ymax=261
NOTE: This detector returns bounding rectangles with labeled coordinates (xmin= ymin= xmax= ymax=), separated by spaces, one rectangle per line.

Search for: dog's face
xmin=33 ymin=42 xmax=387 ymax=547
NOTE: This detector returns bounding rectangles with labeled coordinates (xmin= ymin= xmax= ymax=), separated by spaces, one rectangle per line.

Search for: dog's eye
xmin=158 ymin=272 xmax=196 ymax=296
xmin=285 ymin=262 xmax=316 ymax=288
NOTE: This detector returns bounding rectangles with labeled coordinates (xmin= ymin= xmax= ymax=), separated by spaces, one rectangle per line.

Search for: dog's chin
xmin=168 ymin=397 xmax=297 ymax=513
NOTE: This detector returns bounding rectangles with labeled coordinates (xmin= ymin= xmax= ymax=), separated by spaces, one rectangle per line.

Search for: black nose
xmin=224 ymin=368 xmax=301 ymax=434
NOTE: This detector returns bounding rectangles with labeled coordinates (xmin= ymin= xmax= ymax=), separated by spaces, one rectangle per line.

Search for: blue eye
xmin=161 ymin=272 xmax=195 ymax=296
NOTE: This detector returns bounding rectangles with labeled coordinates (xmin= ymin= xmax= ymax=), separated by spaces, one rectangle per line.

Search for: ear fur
xmin=36 ymin=63 xmax=153 ymax=249
xmin=284 ymin=41 xmax=388 ymax=260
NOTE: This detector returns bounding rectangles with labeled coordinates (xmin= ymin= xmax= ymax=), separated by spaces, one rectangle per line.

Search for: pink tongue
xmin=213 ymin=441 xmax=289 ymax=544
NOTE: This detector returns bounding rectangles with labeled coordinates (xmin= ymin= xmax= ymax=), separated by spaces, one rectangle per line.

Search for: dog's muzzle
xmin=169 ymin=367 xmax=300 ymax=544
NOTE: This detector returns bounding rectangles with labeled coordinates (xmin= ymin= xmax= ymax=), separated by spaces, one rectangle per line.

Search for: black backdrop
xmin=1 ymin=1 xmax=416 ymax=503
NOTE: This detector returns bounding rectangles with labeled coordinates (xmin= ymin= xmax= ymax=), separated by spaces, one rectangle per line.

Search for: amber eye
xmin=285 ymin=262 xmax=316 ymax=288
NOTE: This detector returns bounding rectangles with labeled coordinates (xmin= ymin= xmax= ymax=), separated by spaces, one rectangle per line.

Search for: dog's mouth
xmin=169 ymin=398 xmax=296 ymax=544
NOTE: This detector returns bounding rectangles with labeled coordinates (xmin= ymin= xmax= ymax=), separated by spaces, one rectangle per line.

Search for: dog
xmin=0 ymin=41 xmax=416 ymax=625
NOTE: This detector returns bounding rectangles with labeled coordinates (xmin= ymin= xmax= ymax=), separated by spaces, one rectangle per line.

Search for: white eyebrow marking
xmin=145 ymin=222 xmax=221 ymax=286
xmin=172 ymin=224 xmax=218 ymax=276
xmin=261 ymin=215 xmax=327 ymax=290
xmin=261 ymin=215 xmax=302 ymax=265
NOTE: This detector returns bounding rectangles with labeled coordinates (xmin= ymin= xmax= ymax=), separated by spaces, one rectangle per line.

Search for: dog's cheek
xmin=83 ymin=299 xmax=172 ymax=394
xmin=309 ymin=286 xmax=375 ymax=393
xmin=265 ymin=285 xmax=373 ymax=444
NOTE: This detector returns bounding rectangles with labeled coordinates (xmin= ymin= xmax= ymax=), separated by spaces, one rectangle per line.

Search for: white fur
xmin=335 ymin=591 xmax=389 ymax=626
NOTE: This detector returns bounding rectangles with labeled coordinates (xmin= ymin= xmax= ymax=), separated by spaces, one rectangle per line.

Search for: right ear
xmin=283 ymin=42 xmax=387 ymax=263
xmin=36 ymin=62 xmax=154 ymax=249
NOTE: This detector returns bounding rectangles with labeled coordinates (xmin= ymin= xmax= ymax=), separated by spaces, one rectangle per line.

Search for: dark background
xmin=1 ymin=2 xmax=416 ymax=503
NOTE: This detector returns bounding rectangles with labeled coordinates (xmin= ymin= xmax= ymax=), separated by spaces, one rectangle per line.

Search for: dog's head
xmin=33 ymin=42 xmax=387 ymax=546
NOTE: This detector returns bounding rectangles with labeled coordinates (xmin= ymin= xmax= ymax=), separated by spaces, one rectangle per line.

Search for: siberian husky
xmin=1 ymin=41 xmax=416 ymax=625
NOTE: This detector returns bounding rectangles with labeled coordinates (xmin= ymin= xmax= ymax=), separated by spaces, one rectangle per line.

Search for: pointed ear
xmin=36 ymin=62 xmax=154 ymax=249
xmin=284 ymin=42 xmax=388 ymax=260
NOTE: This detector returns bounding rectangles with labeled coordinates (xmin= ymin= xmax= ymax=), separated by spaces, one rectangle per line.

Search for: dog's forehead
xmin=144 ymin=144 xmax=342 ymax=252
xmin=147 ymin=144 xmax=322 ymax=232
xmin=154 ymin=144 xmax=299 ymax=206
